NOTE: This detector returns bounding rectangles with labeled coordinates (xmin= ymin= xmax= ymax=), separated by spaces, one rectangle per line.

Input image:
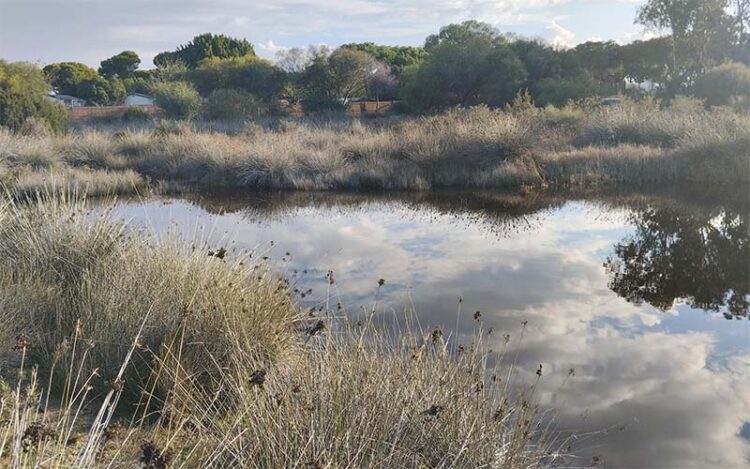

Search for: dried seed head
xmin=249 ymin=369 xmax=267 ymax=388
xmin=307 ymin=320 xmax=325 ymax=336
xmin=140 ymin=440 xmax=173 ymax=469
xmin=13 ymin=333 xmax=30 ymax=352
xmin=422 ymin=404 xmax=444 ymax=417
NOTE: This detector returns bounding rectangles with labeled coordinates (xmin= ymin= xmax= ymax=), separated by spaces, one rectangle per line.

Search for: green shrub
xmin=301 ymin=96 xmax=347 ymax=114
xmin=203 ymin=88 xmax=267 ymax=120
xmin=152 ymin=81 xmax=201 ymax=120
xmin=535 ymin=76 xmax=618 ymax=107
xmin=0 ymin=61 xmax=69 ymax=132
xmin=693 ymin=62 xmax=750 ymax=109
xmin=120 ymin=106 xmax=153 ymax=122
xmin=540 ymin=104 xmax=585 ymax=130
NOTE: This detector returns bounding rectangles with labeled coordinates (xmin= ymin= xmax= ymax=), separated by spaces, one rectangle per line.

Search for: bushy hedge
xmin=203 ymin=88 xmax=267 ymax=120
xmin=152 ymin=81 xmax=201 ymax=120
xmin=0 ymin=61 xmax=69 ymax=132
xmin=693 ymin=62 xmax=750 ymax=109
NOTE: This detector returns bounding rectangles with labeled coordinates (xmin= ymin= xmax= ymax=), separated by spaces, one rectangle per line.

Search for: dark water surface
xmin=110 ymin=188 xmax=750 ymax=468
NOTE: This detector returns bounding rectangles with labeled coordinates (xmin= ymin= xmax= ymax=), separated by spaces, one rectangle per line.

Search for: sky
xmin=0 ymin=0 xmax=653 ymax=68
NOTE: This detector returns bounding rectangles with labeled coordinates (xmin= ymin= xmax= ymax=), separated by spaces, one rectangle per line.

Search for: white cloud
xmin=0 ymin=0 xmax=648 ymax=67
xmin=546 ymin=20 xmax=575 ymax=47
xmin=256 ymin=40 xmax=288 ymax=59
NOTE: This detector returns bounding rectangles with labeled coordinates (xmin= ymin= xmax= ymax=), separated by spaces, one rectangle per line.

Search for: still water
xmin=111 ymin=188 xmax=749 ymax=468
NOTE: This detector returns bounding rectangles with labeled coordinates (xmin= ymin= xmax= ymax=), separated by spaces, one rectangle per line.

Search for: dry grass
xmin=0 ymin=195 xmax=297 ymax=401
xmin=0 ymin=195 xmax=562 ymax=468
xmin=1 ymin=100 xmax=748 ymax=193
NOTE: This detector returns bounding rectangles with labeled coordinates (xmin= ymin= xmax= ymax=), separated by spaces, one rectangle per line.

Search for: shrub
xmin=203 ymin=88 xmax=267 ymax=120
xmin=120 ymin=106 xmax=153 ymax=122
xmin=540 ymin=104 xmax=585 ymax=130
xmin=535 ymin=75 xmax=618 ymax=107
xmin=301 ymin=96 xmax=347 ymax=114
xmin=693 ymin=62 xmax=750 ymax=109
xmin=0 ymin=61 xmax=69 ymax=132
xmin=0 ymin=196 xmax=297 ymax=403
xmin=152 ymin=81 xmax=201 ymax=120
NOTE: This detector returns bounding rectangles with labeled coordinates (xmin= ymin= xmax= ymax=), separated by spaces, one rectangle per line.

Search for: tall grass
xmin=0 ymin=195 xmax=561 ymax=467
xmin=0 ymin=194 xmax=297 ymax=401
xmin=2 ymin=99 xmax=748 ymax=193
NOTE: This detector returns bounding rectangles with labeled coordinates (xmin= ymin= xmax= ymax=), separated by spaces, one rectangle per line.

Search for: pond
xmin=110 ymin=187 xmax=750 ymax=468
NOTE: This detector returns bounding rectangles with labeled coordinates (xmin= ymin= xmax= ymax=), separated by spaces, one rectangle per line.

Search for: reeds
xmin=0 ymin=195 xmax=563 ymax=467
xmin=1 ymin=100 xmax=748 ymax=194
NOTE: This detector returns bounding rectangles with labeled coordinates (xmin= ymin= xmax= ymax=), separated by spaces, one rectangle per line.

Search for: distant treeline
xmin=1 ymin=0 xmax=749 ymax=128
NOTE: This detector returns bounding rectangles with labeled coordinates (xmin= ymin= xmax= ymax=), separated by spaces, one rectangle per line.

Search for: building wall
xmin=124 ymin=95 xmax=154 ymax=106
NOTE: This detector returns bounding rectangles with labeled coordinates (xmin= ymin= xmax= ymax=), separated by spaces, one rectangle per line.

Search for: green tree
xmin=42 ymin=62 xmax=98 ymax=96
xmin=76 ymin=76 xmax=126 ymax=105
xmin=693 ymin=62 xmax=750 ymax=107
xmin=99 ymin=50 xmax=141 ymax=78
xmin=570 ymin=41 xmax=626 ymax=86
xmin=534 ymin=75 xmax=618 ymax=106
xmin=424 ymin=20 xmax=500 ymax=50
xmin=122 ymin=70 xmax=155 ymax=95
xmin=186 ymin=57 xmax=285 ymax=101
xmin=300 ymin=48 xmax=391 ymax=108
xmin=203 ymin=88 xmax=266 ymax=119
xmin=509 ymin=39 xmax=562 ymax=95
xmin=154 ymin=33 xmax=255 ymax=69
xmin=620 ymin=37 xmax=672 ymax=85
xmin=0 ymin=61 xmax=68 ymax=131
xmin=637 ymin=0 xmax=735 ymax=91
xmin=340 ymin=43 xmax=427 ymax=74
xmin=405 ymin=22 xmax=527 ymax=110
xmin=152 ymin=81 xmax=201 ymax=119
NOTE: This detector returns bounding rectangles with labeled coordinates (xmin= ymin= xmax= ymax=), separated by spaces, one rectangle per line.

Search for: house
xmin=47 ymin=91 xmax=87 ymax=107
xmin=124 ymin=93 xmax=154 ymax=106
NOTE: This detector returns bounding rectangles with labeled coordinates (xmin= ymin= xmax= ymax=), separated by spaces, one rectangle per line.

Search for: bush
xmin=535 ymin=75 xmax=618 ymax=107
xmin=152 ymin=81 xmax=201 ymax=120
xmin=0 ymin=61 xmax=69 ymax=132
xmin=0 ymin=196 xmax=297 ymax=403
xmin=120 ymin=106 xmax=153 ymax=122
xmin=693 ymin=62 xmax=750 ymax=109
xmin=203 ymin=88 xmax=267 ymax=120
xmin=301 ymin=96 xmax=347 ymax=114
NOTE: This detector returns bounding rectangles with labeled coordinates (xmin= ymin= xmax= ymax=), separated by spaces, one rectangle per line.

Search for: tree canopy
xmin=154 ymin=33 xmax=255 ymax=68
xmin=99 ymin=50 xmax=141 ymax=78
xmin=339 ymin=43 xmax=427 ymax=74
xmin=0 ymin=61 xmax=68 ymax=131
xmin=404 ymin=21 xmax=526 ymax=110
xmin=42 ymin=62 xmax=99 ymax=96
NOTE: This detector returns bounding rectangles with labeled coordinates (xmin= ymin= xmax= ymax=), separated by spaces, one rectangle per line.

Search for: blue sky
xmin=0 ymin=0 xmax=653 ymax=68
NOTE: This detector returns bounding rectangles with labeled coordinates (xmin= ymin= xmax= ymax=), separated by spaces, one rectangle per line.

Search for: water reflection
xmin=606 ymin=204 xmax=749 ymax=317
xmin=109 ymin=187 xmax=750 ymax=468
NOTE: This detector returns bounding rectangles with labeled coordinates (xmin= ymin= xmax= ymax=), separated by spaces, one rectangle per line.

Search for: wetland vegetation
xmin=1 ymin=0 xmax=749 ymax=466
xmin=1 ymin=98 xmax=748 ymax=199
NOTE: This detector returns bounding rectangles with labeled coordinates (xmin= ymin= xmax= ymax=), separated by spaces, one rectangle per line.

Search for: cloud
xmin=546 ymin=20 xmax=575 ymax=47
xmin=0 ymin=0 xmax=647 ymax=67
xmin=108 ymin=194 xmax=750 ymax=468
xmin=256 ymin=40 xmax=288 ymax=58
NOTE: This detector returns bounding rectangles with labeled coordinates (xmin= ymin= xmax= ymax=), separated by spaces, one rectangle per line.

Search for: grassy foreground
xmin=1 ymin=98 xmax=748 ymax=196
xmin=0 ymin=195 xmax=560 ymax=468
